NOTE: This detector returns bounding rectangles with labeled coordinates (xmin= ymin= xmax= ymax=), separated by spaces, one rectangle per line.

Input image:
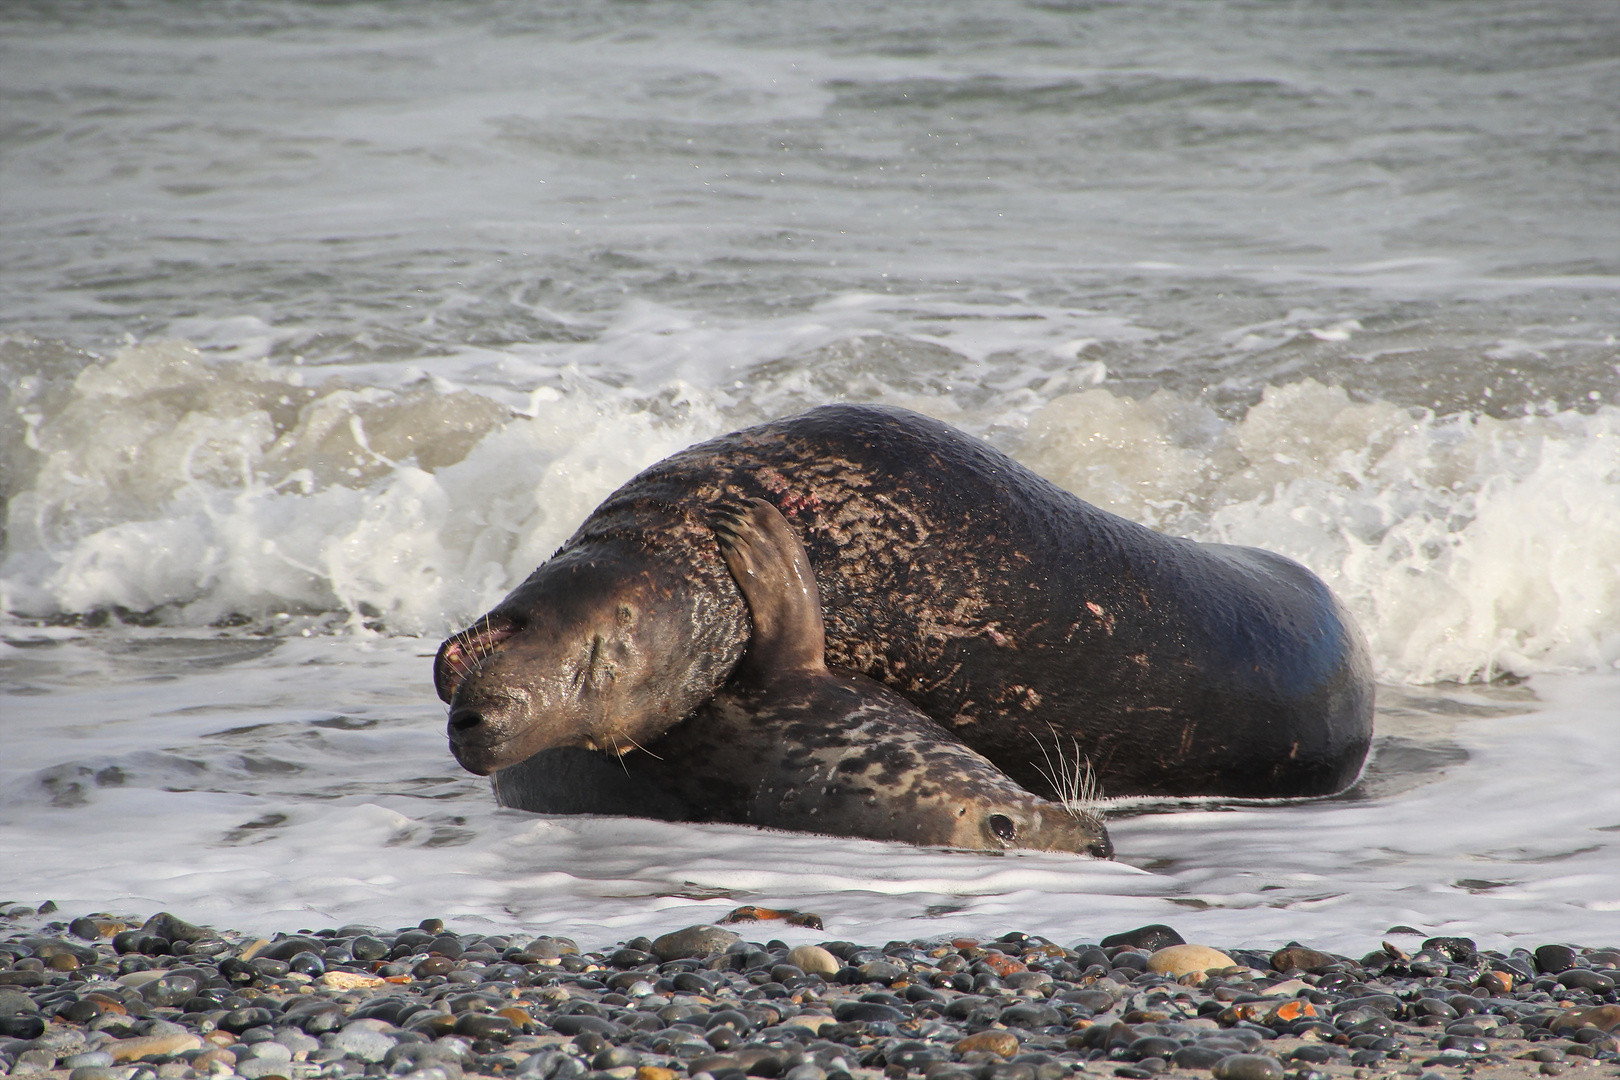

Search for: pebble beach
xmin=2 ymin=907 xmax=1616 ymax=1080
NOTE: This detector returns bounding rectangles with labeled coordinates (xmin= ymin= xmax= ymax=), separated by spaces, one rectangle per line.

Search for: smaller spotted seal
xmin=638 ymin=499 xmax=1112 ymax=855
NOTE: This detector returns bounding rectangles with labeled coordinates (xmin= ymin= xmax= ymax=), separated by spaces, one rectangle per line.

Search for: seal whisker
xmin=1032 ymin=725 xmax=1104 ymax=820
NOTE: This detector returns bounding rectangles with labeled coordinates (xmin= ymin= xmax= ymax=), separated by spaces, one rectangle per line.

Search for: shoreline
xmin=2 ymin=906 xmax=1615 ymax=1080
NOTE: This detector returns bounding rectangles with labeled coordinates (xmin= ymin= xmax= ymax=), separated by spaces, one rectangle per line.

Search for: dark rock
xmin=1557 ymin=969 xmax=1614 ymax=992
xmin=1421 ymin=937 xmax=1477 ymax=963
xmin=1535 ymin=946 xmax=1578 ymax=974
xmin=1211 ymin=1054 xmax=1284 ymax=1080
xmin=1170 ymin=1046 xmax=1226 ymax=1069
xmin=0 ymin=1013 xmax=47 ymax=1039
xmin=1270 ymin=948 xmax=1336 ymax=974
xmin=1100 ymin=926 xmax=1184 ymax=952
xmin=833 ymin=1001 xmax=905 ymax=1024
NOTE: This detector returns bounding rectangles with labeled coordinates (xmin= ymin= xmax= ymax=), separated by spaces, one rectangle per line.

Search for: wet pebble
xmin=0 ymin=912 xmax=1614 ymax=1080
xmin=1211 ymin=1054 xmax=1284 ymax=1080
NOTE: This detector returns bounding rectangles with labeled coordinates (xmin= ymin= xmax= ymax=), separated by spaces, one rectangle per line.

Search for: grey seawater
xmin=2 ymin=3 xmax=1618 ymax=944
xmin=2 ymin=0 xmax=1616 ymax=414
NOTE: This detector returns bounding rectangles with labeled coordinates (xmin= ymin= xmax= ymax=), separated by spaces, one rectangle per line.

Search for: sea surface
xmin=1 ymin=1 xmax=1616 ymax=953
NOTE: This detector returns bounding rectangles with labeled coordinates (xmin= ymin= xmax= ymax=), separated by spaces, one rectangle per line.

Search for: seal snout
xmin=1088 ymin=832 xmax=1114 ymax=860
xmin=434 ymin=614 xmax=522 ymax=703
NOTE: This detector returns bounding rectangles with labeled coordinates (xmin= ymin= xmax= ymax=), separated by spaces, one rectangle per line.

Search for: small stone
xmin=1270 ymin=947 xmax=1337 ymax=974
xmin=954 ymin=1032 xmax=1019 ymax=1058
xmin=69 ymin=1069 xmax=118 ymax=1080
xmin=329 ymin=1024 xmax=399 ymax=1063
xmin=320 ymin=971 xmax=385 ymax=990
xmin=637 ymin=1069 xmax=678 ymax=1080
xmin=1535 ymin=945 xmax=1578 ymax=974
xmin=414 ymin=956 xmax=455 ymax=977
xmin=1555 ymin=1004 xmax=1620 ymax=1032
xmin=1146 ymin=945 xmax=1234 ymax=977
xmin=240 ymin=1042 xmax=293 ymax=1063
xmin=1211 ymin=1054 xmax=1284 ymax=1080
xmin=64 ymin=1052 xmax=117 ymax=1070
xmin=649 ymin=925 xmax=743 ymax=962
xmin=106 ymin=1033 xmax=205 ymax=1062
xmin=785 ymin=946 xmax=839 ymax=976
xmin=193 ymin=1049 xmax=238 ymax=1070
xmin=834 ymin=1000 xmax=906 ymax=1023
xmin=782 ymin=1013 xmax=836 ymax=1033
xmin=1100 ymin=925 xmax=1185 ymax=952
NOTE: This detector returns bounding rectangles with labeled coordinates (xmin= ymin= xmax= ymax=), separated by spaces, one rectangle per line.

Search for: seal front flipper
xmin=712 ymin=498 xmax=826 ymax=679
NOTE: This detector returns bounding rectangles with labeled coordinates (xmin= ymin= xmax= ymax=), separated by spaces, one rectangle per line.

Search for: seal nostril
xmin=1088 ymin=835 xmax=1114 ymax=860
xmin=448 ymin=709 xmax=484 ymax=735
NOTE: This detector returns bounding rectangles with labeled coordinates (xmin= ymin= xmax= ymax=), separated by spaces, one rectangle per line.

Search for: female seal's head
xmin=436 ymin=548 xmax=727 ymax=775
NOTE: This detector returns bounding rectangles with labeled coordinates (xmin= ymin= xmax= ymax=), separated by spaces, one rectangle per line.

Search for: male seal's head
xmin=436 ymin=546 xmax=721 ymax=775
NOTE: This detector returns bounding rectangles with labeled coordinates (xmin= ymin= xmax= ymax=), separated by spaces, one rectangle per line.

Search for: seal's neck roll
xmin=713 ymin=499 xmax=826 ymax=678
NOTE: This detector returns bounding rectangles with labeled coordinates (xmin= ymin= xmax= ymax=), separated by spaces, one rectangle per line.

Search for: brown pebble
xmin=1555 ymin=1004 xmax=1620 ymax=1033
xmin=193 ymin=1049 xmax=238 ymax=1070
xmin=47 ymin=952 xmax=81 ymax=971
xmin=954 ymin=1032 xmax=1019 ymax=1058
xmin=637 ymin=1068 xmax=678 ymax=1080
xmin=413 ymin=955 xmax=455 ymax=977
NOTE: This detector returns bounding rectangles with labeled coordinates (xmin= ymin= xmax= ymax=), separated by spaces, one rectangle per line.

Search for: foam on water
xmin=5 ymin=307 xmax=1616 ymax=683
xmin=0 ymin=631 xmax=1614 ymax=951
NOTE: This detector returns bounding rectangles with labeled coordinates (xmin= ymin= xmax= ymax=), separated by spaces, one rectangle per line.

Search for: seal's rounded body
xmin=442 ymin=404 xmax=1373 ymax=799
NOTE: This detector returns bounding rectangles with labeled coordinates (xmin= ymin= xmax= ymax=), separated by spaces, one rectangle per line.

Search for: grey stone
xmin=1211 ymin=1054 xmax=1284 ymax=1080
xmin=649 ymin=926 xmax=743 ymax=962
xmin=329 ymin=1026 xmax=397 ymax=1064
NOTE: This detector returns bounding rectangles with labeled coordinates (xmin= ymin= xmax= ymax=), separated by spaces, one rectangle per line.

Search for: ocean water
xmin=1 ymin=1 xmax=1616 ymax=952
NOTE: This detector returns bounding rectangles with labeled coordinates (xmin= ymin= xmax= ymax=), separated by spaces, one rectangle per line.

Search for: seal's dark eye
xmin=988 ymin=814 xmax=1017 ymax=841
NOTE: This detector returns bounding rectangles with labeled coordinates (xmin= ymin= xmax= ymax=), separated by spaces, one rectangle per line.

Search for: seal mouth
xmin=435 ymin=614 xmax=521 ymax=703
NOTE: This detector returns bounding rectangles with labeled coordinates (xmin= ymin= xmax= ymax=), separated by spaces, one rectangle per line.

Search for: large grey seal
xmin=439 ymin=404 xmax=1373 ymax=799
xmin=493 ymin=499 xmax=1111 ymax=854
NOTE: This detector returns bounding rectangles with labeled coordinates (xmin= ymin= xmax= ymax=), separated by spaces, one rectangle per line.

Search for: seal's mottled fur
xmin=627 ymin=499 xmax=1111 ymax=854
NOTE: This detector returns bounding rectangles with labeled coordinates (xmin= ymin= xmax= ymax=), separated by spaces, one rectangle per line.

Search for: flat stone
xmin=1270 ymin=947 xmax=1337 ymax=974
xmin=319 ymin=971 xmax=385 ymax=990
xmin=106 ymin=1032 xmax=204 ymax=1062
xmin=1555 ymin=1005 xmax=1620 ymax=1033
xmin=1100 ymin=925 xmax=1185 ymax=952
xmin=649 ymin=925 xmax=743 ymax=962
xmin=1145 ymin=944 xmax=1235 ymax=977
xmin=954 ymin=1032 xmax=1019 ymax=1058
xmin=1211 ymin=1054 xmax=1284 ymax=1080
xmin=329 ymin=1024 xmax=399 ymax=1063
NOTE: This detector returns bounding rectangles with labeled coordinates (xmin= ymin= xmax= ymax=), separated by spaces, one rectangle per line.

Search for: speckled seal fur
xmin=441 ymin=404 xmax=1373 ymax=800
xmin=632 ymin=499 xmax=1112 ymax=854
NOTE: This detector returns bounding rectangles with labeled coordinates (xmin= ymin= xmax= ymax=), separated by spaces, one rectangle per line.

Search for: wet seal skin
xmin=441 ymin=404 xmax=1374 ymax=800
xmin=517 ymin=499 xmax=1109 ymax=855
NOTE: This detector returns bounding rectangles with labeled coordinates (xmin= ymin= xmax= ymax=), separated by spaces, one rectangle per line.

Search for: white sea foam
xmin=5 ymin=314 xmax=1616 ymax=685
xmin=0 ymin=631 xmax=1613 ymax=951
